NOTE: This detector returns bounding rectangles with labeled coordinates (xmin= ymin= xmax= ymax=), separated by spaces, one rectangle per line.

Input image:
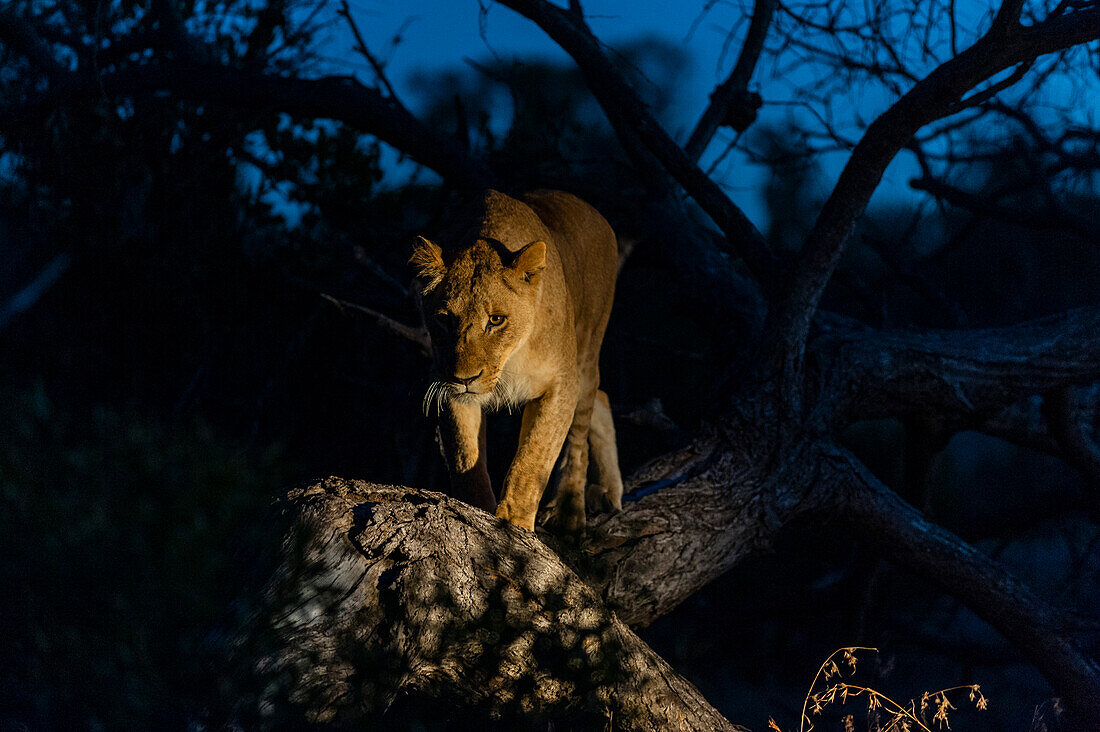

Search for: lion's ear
xmin=508 ymin=241 xmax=546 ymax=283
xmin=409 ymin=235 xmax=445 ymax=291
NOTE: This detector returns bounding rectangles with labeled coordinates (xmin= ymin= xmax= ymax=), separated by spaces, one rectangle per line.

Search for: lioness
xmin=410 ymin=189 xmax=623 ymax=532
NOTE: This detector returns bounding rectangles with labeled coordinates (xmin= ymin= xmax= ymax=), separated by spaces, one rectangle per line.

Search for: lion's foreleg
xmin=496 ymin=387 xmax=576 ymax=531
xmin=438 ymin=398 xmax=495 ymax=512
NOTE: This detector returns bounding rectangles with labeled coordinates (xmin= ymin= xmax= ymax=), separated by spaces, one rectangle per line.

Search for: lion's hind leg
xmin=543 ymin=370 xmax=598 ymax=536
xmin=585 ymin=389 xmax=623 ymax=513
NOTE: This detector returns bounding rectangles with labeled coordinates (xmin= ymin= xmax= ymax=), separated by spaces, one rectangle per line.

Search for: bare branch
xmin=834 ymin=446 xmax=1100 ymax=725
xmin=320 ymin=294 xmax=430 ymax=355
xmin=761 ymin=2 xmax=1100 ymax=409
xmin=493 ymin=0 xmax=781 ymax=290
xmin=351 ymin=245 xmax=411 ymax=299
xmin=337 ymin=0 xmax=401 ymax=102
xmin=684 ymin=0 xmax=776 ymax=162
xmin=1 ymin=62 xmax=496 ymax=189
xmin=950 ymin=60 xmax=1033 ymax=111
xmin=991 ymin=0 xmax=1027 ymax=36
xmin=0 ymin=253 xmax=72 ymax=333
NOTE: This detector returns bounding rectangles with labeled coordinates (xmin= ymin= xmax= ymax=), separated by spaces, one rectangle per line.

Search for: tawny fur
xmin=410 ymin=189 xmax=621 ymax=532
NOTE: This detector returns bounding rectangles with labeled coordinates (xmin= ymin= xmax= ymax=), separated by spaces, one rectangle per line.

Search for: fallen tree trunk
xmin=235 ymin=477 xmax=744 ymax=729
xmin=223 ymin=413 xmax=1100 ymax=728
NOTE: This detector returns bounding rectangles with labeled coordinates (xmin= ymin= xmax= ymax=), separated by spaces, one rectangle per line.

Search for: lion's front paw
xmin=495 ymin=500 xmax=536 ymax=531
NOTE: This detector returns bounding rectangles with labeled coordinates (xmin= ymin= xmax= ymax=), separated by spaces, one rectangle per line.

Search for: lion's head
xmin=410 ymin=235 xmax=546 ymax=412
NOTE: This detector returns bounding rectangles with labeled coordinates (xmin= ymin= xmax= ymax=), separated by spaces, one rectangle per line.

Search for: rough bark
xmin=238 ymin=478 xmax=742 ymax=730
xmin=585 ymin=421 xmax=1100 ymax=728
xmin=235 ymin=430 xmax=1100 ymax=727
xmin=815 ymin=305 xmax=1100 ymax=428
xmin=577 ymin=418 xmax=824 ymax=626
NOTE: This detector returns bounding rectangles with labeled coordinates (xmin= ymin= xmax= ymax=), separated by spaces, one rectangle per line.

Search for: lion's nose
xmin=454 ymin=369 xmax=483 ymax=386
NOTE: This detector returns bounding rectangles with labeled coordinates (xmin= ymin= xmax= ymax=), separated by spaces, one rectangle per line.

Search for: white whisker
xmin=435 ymin=382 xmax=447 ymax=415
xmin=422 ymin=380 xmax=444 ymax=416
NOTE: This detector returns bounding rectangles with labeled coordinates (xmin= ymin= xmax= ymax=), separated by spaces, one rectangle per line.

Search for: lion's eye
xmin=488 ymin=314 xmax=506 ymax=328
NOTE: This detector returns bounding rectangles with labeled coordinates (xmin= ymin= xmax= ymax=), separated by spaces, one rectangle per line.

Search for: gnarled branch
xmin=834 ymin=445 xmax=1100 ymax=725
xmin=320 ymin=294 xmax=431 ymax=356
xmin=818 ymin=305 xmax=1100 ymax=427
xmin=1 ymin=62 xmax=496 ymax=190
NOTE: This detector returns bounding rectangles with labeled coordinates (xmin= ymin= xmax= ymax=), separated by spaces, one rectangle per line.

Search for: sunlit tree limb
xmin=236 ymin=479 xmax=743 ymax=730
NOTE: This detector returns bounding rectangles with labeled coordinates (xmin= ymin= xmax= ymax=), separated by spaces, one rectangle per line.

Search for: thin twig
xmin=684 ymin=0 xmax=777 ymax=162
xmin=0 ymin=253 xmax=72 ymax=333
xmin=338 ymin=0 xmax=401 ymax=101
xmin=321 ymin=293 xmax=431 ymax=355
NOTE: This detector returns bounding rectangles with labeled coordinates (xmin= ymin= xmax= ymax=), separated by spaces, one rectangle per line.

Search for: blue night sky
xmin=287 ymin=0 xmax=1091 ymax=229
xmin=339 ymin=0 xmax=805 ymax=222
